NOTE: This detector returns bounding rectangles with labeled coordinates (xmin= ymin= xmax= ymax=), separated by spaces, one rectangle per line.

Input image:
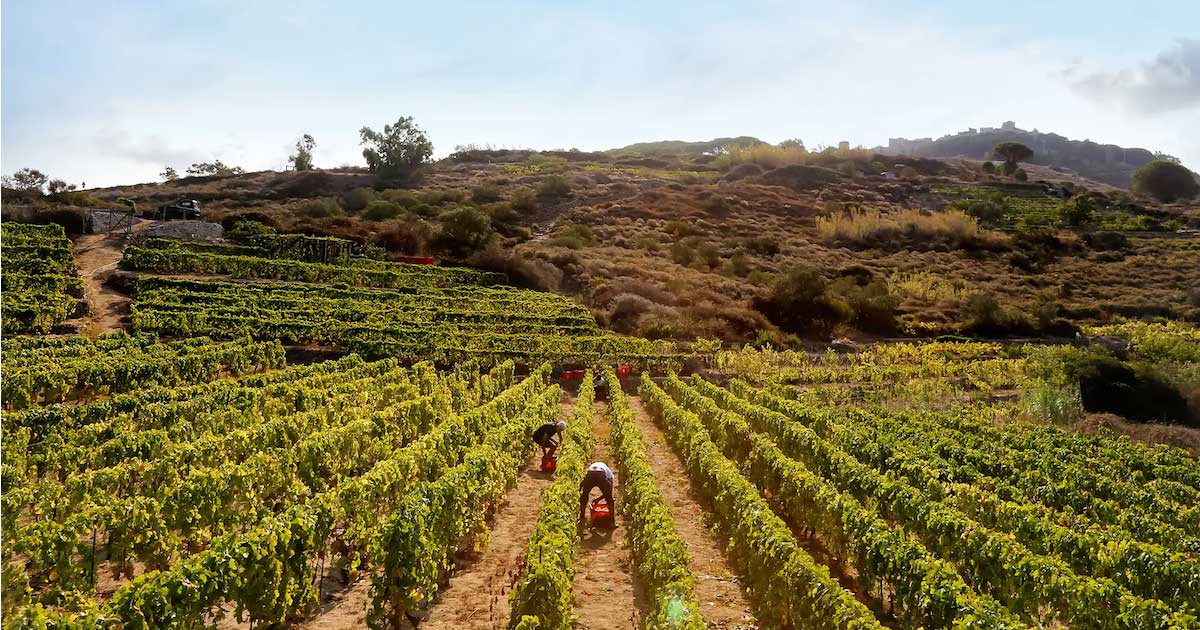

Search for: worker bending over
xmin=532 ymin=421 xmax=567 ymax=457
xmin=579 ymin=461 xmax=615 ymax=522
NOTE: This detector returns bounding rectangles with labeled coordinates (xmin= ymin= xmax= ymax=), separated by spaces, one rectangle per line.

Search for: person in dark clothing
xmin=532 ymin=420 xmax=567 ymax=457
xmin=579 ymin=461 xmax=615 ymax=523
xmin=594 ymin=374 xmax=609 ymax=401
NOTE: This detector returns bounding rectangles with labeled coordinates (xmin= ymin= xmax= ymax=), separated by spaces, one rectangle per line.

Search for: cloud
xmin=1071 ymin=39 xmax=1200 ymax=114
xmin=90 ymin=129 xmax=203 ymax=168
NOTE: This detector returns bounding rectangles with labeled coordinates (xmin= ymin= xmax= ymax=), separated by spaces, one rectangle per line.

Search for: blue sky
xmin=3 ymin=1 xmax=1198 ymax=187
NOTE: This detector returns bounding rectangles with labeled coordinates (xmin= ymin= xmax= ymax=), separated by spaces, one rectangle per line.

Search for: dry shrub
xmin=468 ymin=242 xmax=562 ymax=292
xmin=816 ymin=208 xmax=978 ymax=248
xmin=374 ymin=219 xmax=434 ymax=255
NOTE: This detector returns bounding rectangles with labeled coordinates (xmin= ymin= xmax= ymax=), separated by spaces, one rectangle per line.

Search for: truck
xmin=147 ymin=199 xmax=202 ymax=220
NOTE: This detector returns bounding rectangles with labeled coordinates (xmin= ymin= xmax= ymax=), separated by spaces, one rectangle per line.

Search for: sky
xmin=3 ymin=1 xmax=1199 ymax=188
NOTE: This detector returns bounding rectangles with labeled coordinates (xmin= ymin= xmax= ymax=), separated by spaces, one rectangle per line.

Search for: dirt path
xmin=69 ymin=224 xmax=151 ymax=333
xmin=419 ymin=452 xmax=556 ymax=630
xmin=572 ymin=401 xmax=644 ymax=630
xmin=627 ymin=396 xmax=757 ymax=630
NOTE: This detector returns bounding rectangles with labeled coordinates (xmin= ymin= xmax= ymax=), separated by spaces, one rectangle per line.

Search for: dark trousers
xmin=579 ymin=469 xmax=614 ymax=520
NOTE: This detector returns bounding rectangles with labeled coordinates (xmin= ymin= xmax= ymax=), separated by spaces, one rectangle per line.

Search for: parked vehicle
xmin=147 ymin=199 xmax=202 ymax=220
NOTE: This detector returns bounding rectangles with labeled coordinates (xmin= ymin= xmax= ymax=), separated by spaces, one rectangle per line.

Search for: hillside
xmin=873 ymin=122 xmax=1167 ymax=187
xmin=77 ymin=147 xmax=1200 ymax=347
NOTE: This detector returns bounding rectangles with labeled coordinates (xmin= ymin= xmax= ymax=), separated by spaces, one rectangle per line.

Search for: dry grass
xmin=816 ymin=208 xmax=979 ymax=245
xmin=713 ymin=144 xmax=877 ymax=170
xmin=887 ymin=271 xmax=968 ymax=304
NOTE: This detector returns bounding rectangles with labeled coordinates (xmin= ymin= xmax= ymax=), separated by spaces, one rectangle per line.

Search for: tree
xmin=186 ymin=161 xmax=245 ymax=177
xmin=1061 ymin=195 xmax=1097 ymax=227
xmin=46 ymin=179 xmax=76 ymax=195
xmin=778 ymin=138 xmax=807 ymax=151
xmin=2 ymin=168 xmax=49 ymax=193
xmin=161 ymin=166 xmax=179 ymax=181
xmin=981 ymin=161 xmax=996 ymax=174
xmin=1152 ymin=152 xmax=1181 ymax=164
xmin=359 ymin=116 xmax=433 ymax=181
xmin=289 ymin=134 xmax=316 ymax=171
xmin=992 ymin=142 xmax=1033 ymax=175
xmin=1131 ymin=160 xmax=1199 ymax=203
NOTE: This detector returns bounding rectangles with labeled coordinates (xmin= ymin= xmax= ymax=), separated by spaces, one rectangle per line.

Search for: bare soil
xmin=571 ymin=401 xmax=646 ymax=630
xmin=626 ymin=397 xmax=758 ymax=629
xmin=419 ymin=453 xmax=556 ymax=630
xmin=69 ymin=223 xmax=153 ymax=333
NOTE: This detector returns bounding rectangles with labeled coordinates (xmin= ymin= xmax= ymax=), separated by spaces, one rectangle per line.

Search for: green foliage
xmin=288 ymin=133 xmax=316 ymax=171
xmin=507 ymin=375 xmax=595 ymax=629
xmin=1061 ymin=195 xmax=1097 ymax=227
xmin=2 ymin=168 xmax=49 ymax=193
xmin=509 ymin=188 xmax=537 ymax=213
xmin=341 ymin=187 xmax=376 ymax=212
xmin=186 ymin=161 xmax=245 ymax=177
xmin=359 ymin=116 xmax=433 ymax=181
xmin=1131 ymin=159 xmax=1199 ymax=203
xmin=298 ymin=197 xmax=341 ymax=218
xmin=536 ymin=175 xmax=571 ymax=200
xmin=436 ymin=206 xmax=495 ymax=253
xmin=992 ymin=142 xmax=1033 ymax=174
xmin=160 ymin=166 xmax=179 ymax=181
xmin=471 ymin=184 xmax=503 ymax=203
xmin=753 ymin=265 xmax=852 ymax=336
xmin=549 ymin=223 xmax=596 ymax=249
xmin=981 ymin=161 xmax=996 ymax=174
xmin=227 ymin=220 xmax=278 ymax=244
xmin=1013 ymin=168 xmax=1028 ymax=182
xmin=363 ymin=199 xmax=404 ymax=221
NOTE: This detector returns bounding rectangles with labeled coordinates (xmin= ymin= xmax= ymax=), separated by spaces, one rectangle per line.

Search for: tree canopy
xmin=289 ymin=134 xmax=316 ymax=171
xmin=1132 ymin=160 xmax=1199 ymax=203
xmin=359 ymin=116 xmax=433 ymax=181
xmin=992 ymin=142 xmax=1033 ymax=175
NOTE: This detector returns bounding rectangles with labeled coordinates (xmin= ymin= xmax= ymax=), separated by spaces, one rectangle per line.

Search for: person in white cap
xmin=532 ymin=420 xmax=567 ymax=458
xmin=579 ymin=461 xmax=615 ymax=522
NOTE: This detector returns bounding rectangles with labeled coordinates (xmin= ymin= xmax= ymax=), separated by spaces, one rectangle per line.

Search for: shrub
xmin=752 ymin=265 xmax=849 ymax=337
xmin=1061 ymin=195 xmax=1096 ymax=227
xmin=1057 ymin=349 xmax=1196 ymax=425
xmin=471 ymin=184 xmax=503 ymax=203
xmin=1014 ymin=168 xmax=1028 ymax=182
xmin=437 ymin=206 xmax=495 ymax=253
xmin=957 ymin=193 xmax=1009 ymax=227
xmin=298 ymin=197 xmax=341 ymax=218
xmin=549 ymin=224 xmax=596 ymax=249
xmin=981 ymin=161 xmax=996 ymax=174
xmin=828 ymin=276 xmax=898 ymax=334
xmin=510 ymin=188 xmax=537 ymax=213
xmin=1131 ymin=160 xmax=1199 ymax=203
xmin=605 ymin=293 xmax=655 ymax=332
xmin=537 ymin=175 xmax=572 ymax=200
xmin=467 ymin=242 xmax=562 ymax=292
xmin=816 ymin=208 xmax=978 ymax=248
xmin=740 ymin=236 xmax=780 ymax=256
xmin=341 ymin=187 xmax=376 ymax=212
xmin=363 ymin=200 xmax=404 ymax=221
xmin=227 ymin=219 xmax=277 ymax=244
xmin=635 ymin=234 xmax=660 ymax=252
xmin=374 ymin=219 xmax=434 ymax=254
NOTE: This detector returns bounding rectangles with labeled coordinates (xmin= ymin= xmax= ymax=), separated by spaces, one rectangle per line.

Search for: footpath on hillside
xmin=571 ymin=400 xmax=646 ymax=630
xmin=69 ymin=222 xmax=153 ymax=333
xmin=627 ymin=396 xmax=758 ymax=629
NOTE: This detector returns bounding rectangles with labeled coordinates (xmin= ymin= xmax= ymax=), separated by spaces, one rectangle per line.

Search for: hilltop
xmin=872 ymin=121 xmax=1173 ymax=188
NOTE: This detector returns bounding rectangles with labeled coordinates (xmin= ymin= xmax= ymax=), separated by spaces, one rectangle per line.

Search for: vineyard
xmin=2 ymin=222 xmax=1199 ymax=629
xmin=1 ymin=223 xmax=82 ymax=334
xmin=120 ymin=236 xmax=679 ymax=368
